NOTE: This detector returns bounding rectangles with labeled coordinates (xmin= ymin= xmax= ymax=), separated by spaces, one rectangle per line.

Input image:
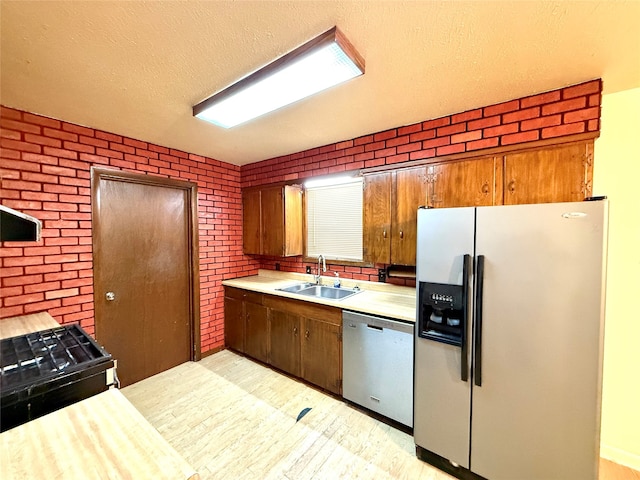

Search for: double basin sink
xmin=277 ymin=282 xmax=361 ymax=301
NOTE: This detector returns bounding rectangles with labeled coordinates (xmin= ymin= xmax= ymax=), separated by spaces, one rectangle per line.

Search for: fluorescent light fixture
xmin=304 ymin=175 xmax=361 ymax=189
xmin=193 ymin=27 xmax=364 ymax=128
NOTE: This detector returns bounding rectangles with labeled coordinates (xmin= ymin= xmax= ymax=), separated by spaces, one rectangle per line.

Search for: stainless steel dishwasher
xmin=342 ymin=310 xmax=413 ymax=427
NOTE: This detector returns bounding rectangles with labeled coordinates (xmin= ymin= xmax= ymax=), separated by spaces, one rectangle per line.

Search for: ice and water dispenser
xmin=418 ymin=282 xmax=465 ymax=346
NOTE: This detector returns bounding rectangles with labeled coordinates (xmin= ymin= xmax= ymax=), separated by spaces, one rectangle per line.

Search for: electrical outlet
xmin=306 ymin=266 xmax=311 ymax=274
xmin=275 ymin=263 xmax=281 ymax=271
xmin=378 ymin=269 xmax=386 ymax=283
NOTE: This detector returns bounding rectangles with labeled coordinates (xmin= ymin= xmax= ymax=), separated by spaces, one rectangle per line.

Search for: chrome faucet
xmin=315 ymin=254 xmax=326 ymax=284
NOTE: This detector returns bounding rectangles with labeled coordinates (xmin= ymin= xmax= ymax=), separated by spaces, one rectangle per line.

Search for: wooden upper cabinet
xmin=392 ymin=167 xmax=427 ymax=266
xmin=260 ymin=186 xmax=286 ymax=256
xmin=282 ymin=185 xmax=303 ymax=256
xmin=242 ymin=184 xmax=303 ymax=256
xmin=363 ymin=172 xmax=392 ymax=264
xmin=242 ymin=189 xmax=262 ymax=255
xmin=362 ymin=167 xmax=427 ymax=266
xmin=502 ymin=142 xmax=593 ymax=205
xmin=428 ymin=156 xmax=500 ymax=208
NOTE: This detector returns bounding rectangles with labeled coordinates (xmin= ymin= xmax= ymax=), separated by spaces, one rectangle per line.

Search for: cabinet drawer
xmin=224 ymin=286 xmax=245 ymax=301
xmin=244 ymin=291 xmax=263 ymax=305
xmin=224 ymin=287 xmax=263 ymax=305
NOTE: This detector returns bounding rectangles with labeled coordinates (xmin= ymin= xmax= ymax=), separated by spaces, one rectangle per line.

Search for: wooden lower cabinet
xmin=301 ymin=317 xmax=342 ymax=395
xmin=223 ymin=287 xmax=268 ymax=362
xmin=223 ymin=294 xmax=244 ymax=353
xmin=244 ymin=301 xmax=269 ymax=364
xmin=267 ymin=297 xmax=342 ymax=395
xmin=269 ymin=309 xmax=301 ymax=377
xmin=223 ymin=289 xmax=343 ymax=395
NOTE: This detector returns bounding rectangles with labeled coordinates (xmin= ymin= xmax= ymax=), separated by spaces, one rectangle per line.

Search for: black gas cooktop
xmin=0 ymin=324 xmax=115 ymax=432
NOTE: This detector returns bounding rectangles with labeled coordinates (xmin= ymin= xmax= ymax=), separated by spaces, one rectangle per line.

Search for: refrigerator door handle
xmin=474 ymin=255 xmax=485 ymax=387
xmin=461 ymin=254 xmax=471 ymax=382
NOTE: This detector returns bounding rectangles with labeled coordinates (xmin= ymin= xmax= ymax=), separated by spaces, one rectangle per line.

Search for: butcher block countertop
xmin=222 ymin=270 xmax=417 ymax=323
xmin=0 ymin=311 xmax=60 ymax=340
xmin=0 ymin=389 xmax=199 ymax=480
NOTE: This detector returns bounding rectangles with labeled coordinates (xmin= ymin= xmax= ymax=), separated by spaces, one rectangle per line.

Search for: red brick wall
xmin=241 ymin=79 xmax=602 ymax=283
xmin=0 ymin=106 xmax=259 ymax=353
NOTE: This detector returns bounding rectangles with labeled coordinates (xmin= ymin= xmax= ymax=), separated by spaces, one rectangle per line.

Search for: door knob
xmin=106 ymin=292 xmax=115 ymax=301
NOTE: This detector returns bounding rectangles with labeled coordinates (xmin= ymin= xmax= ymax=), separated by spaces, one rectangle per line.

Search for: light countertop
xmin=0 ymin=389 xmax=199 ymax=480
xmin=222 ymin=270 xmax=417 ymax=323
xmin=0 ymin=311 xmax=60 ymax=340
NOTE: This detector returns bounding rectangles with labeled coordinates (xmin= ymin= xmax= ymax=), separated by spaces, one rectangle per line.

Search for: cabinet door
xmin=269 ymin=309 xmax=301 ymax=377
xmin=224 ymin=295 xmax=245 ymax=352
xmin=283 ymin=185 xmax=303 ymax=256
xmin=302 ymin=317 xmax=342 ymax=395
xmin=242 ymin=190 xmax=262 ymax=254
xmin=245 ymin=302 xmax=270 ymax=363
xmin=503 ymin=142 xmax=592 ymax=205
xmin=392 ymin=167 xmax=427 ymax=266
xmin=363 ymin=172 xmax=392 ymax=264
xmin=429 ymin=157 xmax=499 ymax=208
xmin=260 ymin=187 xmax=285 ymax=256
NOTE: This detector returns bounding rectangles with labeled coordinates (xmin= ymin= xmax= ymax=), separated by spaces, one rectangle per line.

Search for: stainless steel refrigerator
xmin=414 ymin=200 xmax=608 ymax=480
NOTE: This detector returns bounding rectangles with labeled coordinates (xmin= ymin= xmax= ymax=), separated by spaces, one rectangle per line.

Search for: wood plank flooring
xmin=122 ymin=350 xmax=452 ymax=479
xmin=122 ymin=350 xmax=638 ymax=480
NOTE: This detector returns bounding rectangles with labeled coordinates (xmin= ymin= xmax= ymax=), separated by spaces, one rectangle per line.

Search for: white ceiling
xmin=1 ymin=1 xmax=639 ymax=166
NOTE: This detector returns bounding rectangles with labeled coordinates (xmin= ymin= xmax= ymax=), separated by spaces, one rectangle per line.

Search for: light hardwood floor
xmin=122 ymin=350 xmax=638 ymax=480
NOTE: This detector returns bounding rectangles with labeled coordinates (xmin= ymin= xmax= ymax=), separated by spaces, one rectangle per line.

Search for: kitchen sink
xmin=277 ymin=283 xmax=361 ymax=301
xmin=277 ymin=282 xmax=314 ymax=293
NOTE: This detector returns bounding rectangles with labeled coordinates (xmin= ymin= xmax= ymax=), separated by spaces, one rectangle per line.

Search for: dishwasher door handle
xmin=367 ymin=324 xmax=383 ymax=331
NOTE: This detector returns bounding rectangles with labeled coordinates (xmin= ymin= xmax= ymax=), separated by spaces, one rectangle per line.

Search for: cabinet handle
xmin=508 ymin=180 xmax=516 ymax=193
xmin=382 ymin=229 xmax=387 ymax=238
xmin=293 ymin=327 xmax=298 ymax=335
xmin=399 ymin=230 xmax=404 ymax=239
xmin=482 ymin=183 xmax=490 ymax=194
xmin=305 ymin=330 xmax=310 ymax=339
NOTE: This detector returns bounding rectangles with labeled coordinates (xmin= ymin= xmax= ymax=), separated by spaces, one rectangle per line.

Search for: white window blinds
xmin=306 ymin=178 xmax=363 ymax=261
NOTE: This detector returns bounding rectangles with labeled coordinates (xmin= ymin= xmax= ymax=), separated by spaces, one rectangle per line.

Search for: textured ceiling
xmin=1 ymin=1 xmax=639 ymax=166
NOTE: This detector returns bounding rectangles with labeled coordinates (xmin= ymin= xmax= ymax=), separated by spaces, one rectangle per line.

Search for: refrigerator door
xmin=471 ymin=201 xmax=607 ymax=480
xmin=414 ymin=207 xmax=475 ymax=468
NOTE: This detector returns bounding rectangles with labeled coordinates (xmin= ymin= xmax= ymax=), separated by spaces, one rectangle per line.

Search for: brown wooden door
xmin=363 ymin=172 xmax=392 ymax=264
xmin=301 ymin=317 xmax=341 ymax=395
xmin=224 ymin=293 xmax=244 ymax=352
xmin=245 ymin=301 xmax=269 ymax=363
xmin=92 ymin=169 xmax=196 ymax=387
xmin=503 ymin=142 xmax=592 ymax=205
xmin=242 ymin=189 xmax=262 ymax=254
xmin=429 ymin=157 xmax=499 ymax=208
xmin=269 ymin=309 xmax=301 ymax=376
xmin=392 ymin=167 xmax=427 ymax=265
